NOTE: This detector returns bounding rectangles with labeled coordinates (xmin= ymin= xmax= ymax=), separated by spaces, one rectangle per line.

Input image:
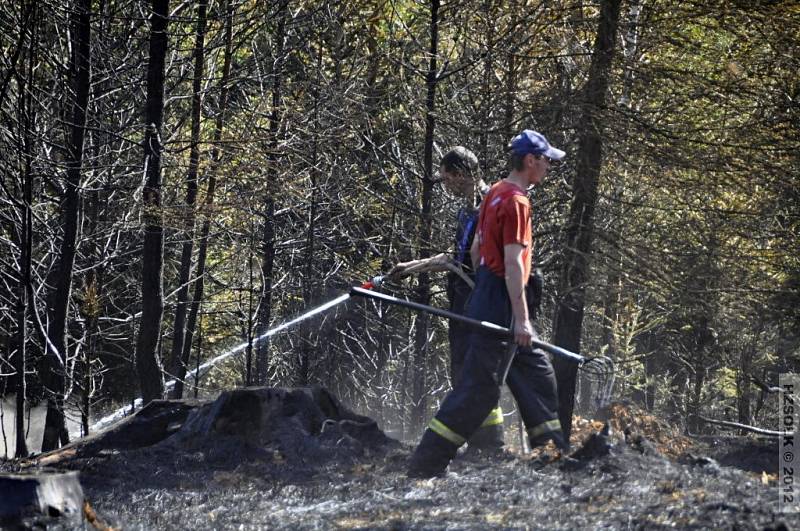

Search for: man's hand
xmin=514 ymin=318 xmax=534 ymax=347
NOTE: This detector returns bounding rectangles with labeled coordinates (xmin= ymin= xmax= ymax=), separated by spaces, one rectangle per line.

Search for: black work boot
xmin=530 ymin=430 xmax=570 ymax=453
xmin=407 ymin=429 xmax=459 ymax=479
xmin=465 ymin=424 xmax=505 ymax=455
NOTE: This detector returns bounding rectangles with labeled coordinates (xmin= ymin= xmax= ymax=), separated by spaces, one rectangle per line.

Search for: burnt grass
xmin=70 ymin=437 xmax=792 ymax=530
xmin=5 ymin=394 xmax=799 ymax=530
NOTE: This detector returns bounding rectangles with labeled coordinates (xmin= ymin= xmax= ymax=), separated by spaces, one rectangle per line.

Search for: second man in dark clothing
xmin=439 ymin=147 xmax=504 ymax=451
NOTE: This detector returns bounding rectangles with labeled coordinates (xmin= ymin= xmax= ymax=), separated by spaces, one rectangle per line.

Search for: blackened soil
xmin=3 ymin=394 xmax=795 ymax=530
xmin=690 ymin=435 xmax=778 ymax=475
xmin=55 ymin=434 xmax=793 ymax=530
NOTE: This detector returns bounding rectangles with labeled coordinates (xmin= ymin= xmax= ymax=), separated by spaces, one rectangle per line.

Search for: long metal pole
xmin=246 ymin=223 xmax=253 ymax=386
xmin=350 ymin=287 xmax=586 ymax=365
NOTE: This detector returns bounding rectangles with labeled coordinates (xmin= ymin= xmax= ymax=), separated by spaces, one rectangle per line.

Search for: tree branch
xmin=693 ymin=414 xmax=783 ymax=437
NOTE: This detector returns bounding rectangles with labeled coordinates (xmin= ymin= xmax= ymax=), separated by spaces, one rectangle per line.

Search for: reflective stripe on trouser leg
xmin=433 ymin=268 xmax=509 ymax=447
xmin=428 ymin=418 xmax=466 ymax=446
xmin=505 ymin=343 xmax=562 ymax=439
xmin=527 ymin=418 xmax=562 ymax=439
xmin=433 ymin=331 xmax=503 ymax=447
xmin=480 ymin=407 xmax=503 ymax=428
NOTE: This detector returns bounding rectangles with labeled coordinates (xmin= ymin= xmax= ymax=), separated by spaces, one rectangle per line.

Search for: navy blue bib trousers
xmin=409 ymin=267 xmax=566 ymax=476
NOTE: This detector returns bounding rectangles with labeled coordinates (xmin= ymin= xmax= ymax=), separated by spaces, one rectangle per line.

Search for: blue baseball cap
xmin=509 ymin=129 xmax=565 ymax=161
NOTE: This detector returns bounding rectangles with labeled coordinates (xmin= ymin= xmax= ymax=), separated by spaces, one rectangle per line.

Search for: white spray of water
xmin=88 ymin=293 xmax=352 ymax=434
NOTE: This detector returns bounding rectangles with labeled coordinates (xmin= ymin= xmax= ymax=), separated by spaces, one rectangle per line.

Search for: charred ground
xmin=2 ymin=389 xmax=796 ymax=530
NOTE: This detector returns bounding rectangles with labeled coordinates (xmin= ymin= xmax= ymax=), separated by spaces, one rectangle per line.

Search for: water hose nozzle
xmin=361 ymin=275 xmax=384 ymax=290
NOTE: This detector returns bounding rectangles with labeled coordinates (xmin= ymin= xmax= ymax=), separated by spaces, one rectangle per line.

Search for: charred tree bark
xmin=477 ymin=0 xmax=494 ymax=173
xmin=296 ymin=40 xmax=323 ymax=387
xmin=0 ymin=1 xmax=36 ymax=108
xmin=254 ymin=0 xmax=288 ymax=386
xmin=80 ymin=272 xmax=101 ymax=437
xmin=736 ymin=313 xmax=763 ymax=433
xmin=374 ymin=207 xmax=397 ymax=423
xmin=79 ymin=136 xmax=102 ymax=436
xmin=135 ymin=0 xmax=170 ymax=404
xmin=502 ymin=50 xmax=516 ymax=143
xmin=15 ymin=190 xmax=30 ymax=456
xmin=642 ymin=329 xmax=657 ymax=411
xmin=170 ymin=0 xmax=207 ymax=398
xmin=552 ymin=0 xmax=621 ymax=444
xmin=688 ymin=347 xmax=707 ymax=434
xmin=179 ymin=0 xmax=234 ymax=395
xmin=41 ymin=0 xmax=92 ymax=451
xmin=256 ymin=202 xmax=277 ymax=385
xmin=13 ymin=12 xmax=37 ymax=455
xmin=410 ymin=0 xmax=439 ymax=437
xmin=588 ymin=0 xmax=642 ymax=413
xmin=77 ymin=2 xmax=116 ymax=433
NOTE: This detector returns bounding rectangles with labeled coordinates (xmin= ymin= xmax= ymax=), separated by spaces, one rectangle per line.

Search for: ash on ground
xmin=7 ymin=392 xmax=797 ymax=530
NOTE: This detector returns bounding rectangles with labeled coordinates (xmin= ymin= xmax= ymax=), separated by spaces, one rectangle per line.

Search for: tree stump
xmin=35 ymin=386 xmax=395 ymax=472
xmin=0 ymin=470 xmax=84 ymax=526
xmin=165 ymin=386 xmax=395 ymax=460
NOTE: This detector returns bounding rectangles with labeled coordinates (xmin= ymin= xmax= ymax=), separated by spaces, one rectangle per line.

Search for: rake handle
xmin=350 ymin=286 xmax=585 ymax=365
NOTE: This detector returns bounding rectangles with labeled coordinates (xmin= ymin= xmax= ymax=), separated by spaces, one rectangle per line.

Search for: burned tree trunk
xmin=135 ymin=0 xmax=170 ymax=404
xmin=41 ymin=0 xmax=92 ymax=451
xmin=170 ymin=0 xmax=207 ymax=398
xmin=254 ymin=0 xmax=289 ymax=385
xmin=410 ymin=0 xmax=440 ymax=436
xmin=13 ymin=12 xmax=38 ymax=455
xmin=502 ymin=48 xmax=517 ymax=144
xmin=15 ymin=200 xmax=30 ymax=457
xmin=178 ymin=0 xmax=235 ymax=396
xmin=296 ymin=40 xmax=323 ymax=387
xmin=552 ymin=0 xmax=621 ymax=444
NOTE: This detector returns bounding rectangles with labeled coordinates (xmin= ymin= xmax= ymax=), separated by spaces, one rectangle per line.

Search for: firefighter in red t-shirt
xmin=408 ymin=130 xmax=567 ymax=478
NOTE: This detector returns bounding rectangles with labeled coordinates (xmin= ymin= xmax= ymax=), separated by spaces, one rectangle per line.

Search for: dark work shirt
xmin=447 ymin=205 xmax=479 ymax=314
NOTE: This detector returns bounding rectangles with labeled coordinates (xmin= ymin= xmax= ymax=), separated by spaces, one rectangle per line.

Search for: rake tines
xmin=580 ymin=356 xmax=616 ymax=408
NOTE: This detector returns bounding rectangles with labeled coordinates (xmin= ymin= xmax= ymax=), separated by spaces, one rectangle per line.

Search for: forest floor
xmin=1 ymin=395 xmax=797 ymax=530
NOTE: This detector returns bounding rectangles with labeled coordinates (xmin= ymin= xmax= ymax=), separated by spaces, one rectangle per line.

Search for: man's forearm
xmin=504 ymin=248 xmax=529 ymax=324
xmin=389 ymin=253 xmax=449 ymax=277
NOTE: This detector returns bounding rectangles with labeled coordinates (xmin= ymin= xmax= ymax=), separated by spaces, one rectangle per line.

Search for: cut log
xmin=0 ymin=470 xmax=84 ymax=525
xmin=34 ymin=398 xmax=204 ymax=465
xmin=82 ymin=399 xmax=203 ymax=452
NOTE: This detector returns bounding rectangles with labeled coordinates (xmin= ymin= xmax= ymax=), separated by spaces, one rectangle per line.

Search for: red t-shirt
xmin=477 ymin=180 xmax=532 ymax=279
